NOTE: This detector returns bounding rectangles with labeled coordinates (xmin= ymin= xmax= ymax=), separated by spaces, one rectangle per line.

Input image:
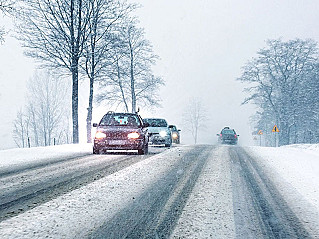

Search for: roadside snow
xmin=0 ymin=144 xmax=92 ymax=173
xmin=246 ymin=144 xmax=319 ymax=236
xmin=246 ymin=144 xmax=319 ymax=212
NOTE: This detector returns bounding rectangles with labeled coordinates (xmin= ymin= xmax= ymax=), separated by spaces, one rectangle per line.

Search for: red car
xmin=93 ymin=112 xmax=149 ymax=154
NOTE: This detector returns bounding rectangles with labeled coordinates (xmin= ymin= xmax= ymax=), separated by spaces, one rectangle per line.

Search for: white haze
xmin=1 ymin=0 xmax=319 ymax=148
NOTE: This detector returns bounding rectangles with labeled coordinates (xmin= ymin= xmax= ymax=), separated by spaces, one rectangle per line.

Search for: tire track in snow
xmin=90 ymin=145 xmax=213 ymax=239
xmin=230 ymin=147 xmax=311 ymax=238
xmin=0 ymin=154 xmax=152 ymax=222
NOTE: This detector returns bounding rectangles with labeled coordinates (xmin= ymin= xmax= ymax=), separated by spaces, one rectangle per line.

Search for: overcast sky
xmin=1 ymin=0 xmax=319 ymax=149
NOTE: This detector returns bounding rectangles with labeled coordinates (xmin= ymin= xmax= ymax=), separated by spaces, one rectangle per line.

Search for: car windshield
xmin=144 ymin=119 xmax=167 ymax=127
xmin=99 ymin=114 xmax=141 ymax=127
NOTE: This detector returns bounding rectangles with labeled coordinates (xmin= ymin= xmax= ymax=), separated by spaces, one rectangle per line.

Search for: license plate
xmin=108 ymin=140 xmax=127 ymax=145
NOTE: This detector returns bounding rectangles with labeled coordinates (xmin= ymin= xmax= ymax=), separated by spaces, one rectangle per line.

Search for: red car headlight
xmin=95 ymin=131 xmax=106 ymax=139
xmin=128 ymin=132 xmax=140 ymax=139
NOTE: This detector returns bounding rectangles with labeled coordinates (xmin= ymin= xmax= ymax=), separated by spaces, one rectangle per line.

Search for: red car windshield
xmin=99 ymin=114 xmax=141 ymax=127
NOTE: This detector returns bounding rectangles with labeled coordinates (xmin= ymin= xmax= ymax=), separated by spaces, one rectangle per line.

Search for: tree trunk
xmin=70 ymin=0 xmax=80 ymax=144
xmin=129 ymin=42 xmax=136 ymax=113
xmin=72 ymin=65 xmax=79 ymax=144
xmin=116 ymin=58 xmax=129 ymax=112
xmin=86 ymin=71 xmax=94 ymax=143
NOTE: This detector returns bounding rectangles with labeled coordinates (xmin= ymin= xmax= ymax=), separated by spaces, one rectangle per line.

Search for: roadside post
xmin=257 ymin=130 xmax=263 ymax=146
xmin=272 ymin=125 xmax=280 ymax=147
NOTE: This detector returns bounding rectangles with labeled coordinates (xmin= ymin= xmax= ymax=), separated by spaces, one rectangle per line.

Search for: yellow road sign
xmin=257 ymin=130 xmax=263 ymax=135
xmin=272 ymin=125 xmax=280 ymax=132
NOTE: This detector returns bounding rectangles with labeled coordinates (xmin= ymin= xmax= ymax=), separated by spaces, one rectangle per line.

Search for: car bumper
xmin=222 ymin=139 xmax=237 ymax=144
xmin=94 ymin=138 xmax=145 ymax=150
xmin=149 ymin=135 xmax=171 ymax=145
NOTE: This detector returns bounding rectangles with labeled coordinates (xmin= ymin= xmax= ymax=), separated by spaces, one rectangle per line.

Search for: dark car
xmin=93 ymin=112 xmax=149 ymax=154
xmin=169 ymin=125 xmax=181 ymax=144
xmin=217 ymin=127 xmax=239 ymax=145
xmin=143 ymin=118 xmax=172 ymax=147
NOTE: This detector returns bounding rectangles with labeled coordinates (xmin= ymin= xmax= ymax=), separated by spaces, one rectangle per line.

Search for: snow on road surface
xmin=0 ymin=143 xmax=319 ymax=238
xmin=0 ymin=145 xmax=193 ymax=238
xmin=171 ymin=146 xmax=235 ymax=238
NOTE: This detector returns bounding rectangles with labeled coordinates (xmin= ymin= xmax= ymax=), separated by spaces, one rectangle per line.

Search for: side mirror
xmin=93 ymin=123 xmax=98 ymax=127
xmin=217 ymin=134 xmax=220 ymax=136
xmin=237 ymin=135 xmax=240 ymax=137
xmin=178 ymin=129 xmax=181 ymax=131
xmin=143 ymin=122 xmax=150 ymax=127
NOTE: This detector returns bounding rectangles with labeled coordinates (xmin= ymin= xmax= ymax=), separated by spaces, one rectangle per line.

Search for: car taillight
xmin=234 ymin=134 xmax=237 ymax=138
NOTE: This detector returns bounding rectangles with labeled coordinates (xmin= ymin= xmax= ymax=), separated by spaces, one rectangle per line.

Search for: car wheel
xmin=165 ymin=143 xmax=171 ymax=147
xmin=138 ymin=143 xmax=148 ymax=155
xmin=93 ymin=147 xmax=100 ymax=154
xmin=138 ymin=147 xmax=145 ymax=155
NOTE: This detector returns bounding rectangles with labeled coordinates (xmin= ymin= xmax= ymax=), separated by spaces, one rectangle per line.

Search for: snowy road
xmin=0 ymin=145 xmax=318 ymax=238
xmin=0 ymin=150 xmax=156 ymax=222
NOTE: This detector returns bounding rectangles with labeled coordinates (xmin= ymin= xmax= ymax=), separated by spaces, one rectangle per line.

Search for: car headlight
xmin=159 ymin=131 xmax=167 ymax=137
xmin=172 ymin=133 xmax=178 ymax=139
xmin=95 ymin=131 xmax=106 ymax=139
xmin=128 ymin=132 xmax=140 ymax=139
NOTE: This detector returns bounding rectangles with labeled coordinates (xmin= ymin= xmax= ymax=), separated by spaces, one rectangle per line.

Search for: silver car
xmin=143 ymin=118 xmax=172 ymax=147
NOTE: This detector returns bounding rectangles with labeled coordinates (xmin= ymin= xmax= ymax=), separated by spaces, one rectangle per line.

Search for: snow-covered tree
xmin=239 ymin=38 xmax=319 ymax=145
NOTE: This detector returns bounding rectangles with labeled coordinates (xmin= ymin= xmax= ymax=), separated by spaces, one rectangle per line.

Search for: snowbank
xmin=0 ymin=144 xmax=93 ymax=173
xmin=246 ymin=144 xmax=319 ymax=212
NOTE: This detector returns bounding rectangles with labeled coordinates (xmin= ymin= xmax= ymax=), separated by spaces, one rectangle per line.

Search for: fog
xmin=1 ymin=0 xmax=319 ymax=149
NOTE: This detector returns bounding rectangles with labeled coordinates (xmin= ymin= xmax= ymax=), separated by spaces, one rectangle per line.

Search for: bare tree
xmin=96 ymin=20 xmax=164 ymax=113
xmin=12 ymin=70 xmax=70 ymax=147
xmin=125 ymin=22 xmax=163 ymax=112
xmin=0 ymin=0 xmax=16 ymax=43
xmin=13 ymin=109 xmax=28 ymax=148
xmin=83 ymin=0 xmax=135 ymax=143
xmin=0 ymin=0 xmax=16 ymax=13
xmin=16 ymin=0 xmax=91 ymax=143
xmin=95 ymin=33 xmax=132 ymax=112
xmin=182 ymin=98 xmax=207 ymax=144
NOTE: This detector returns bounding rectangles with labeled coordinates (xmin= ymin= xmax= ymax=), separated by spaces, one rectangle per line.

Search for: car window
xmin=144 ymin=119 xmax=167 ymax=127
xmin=100 ymin=114 xmax=141 ymax=127
xmin=222 ymin=129 xmax=235 ymax=134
